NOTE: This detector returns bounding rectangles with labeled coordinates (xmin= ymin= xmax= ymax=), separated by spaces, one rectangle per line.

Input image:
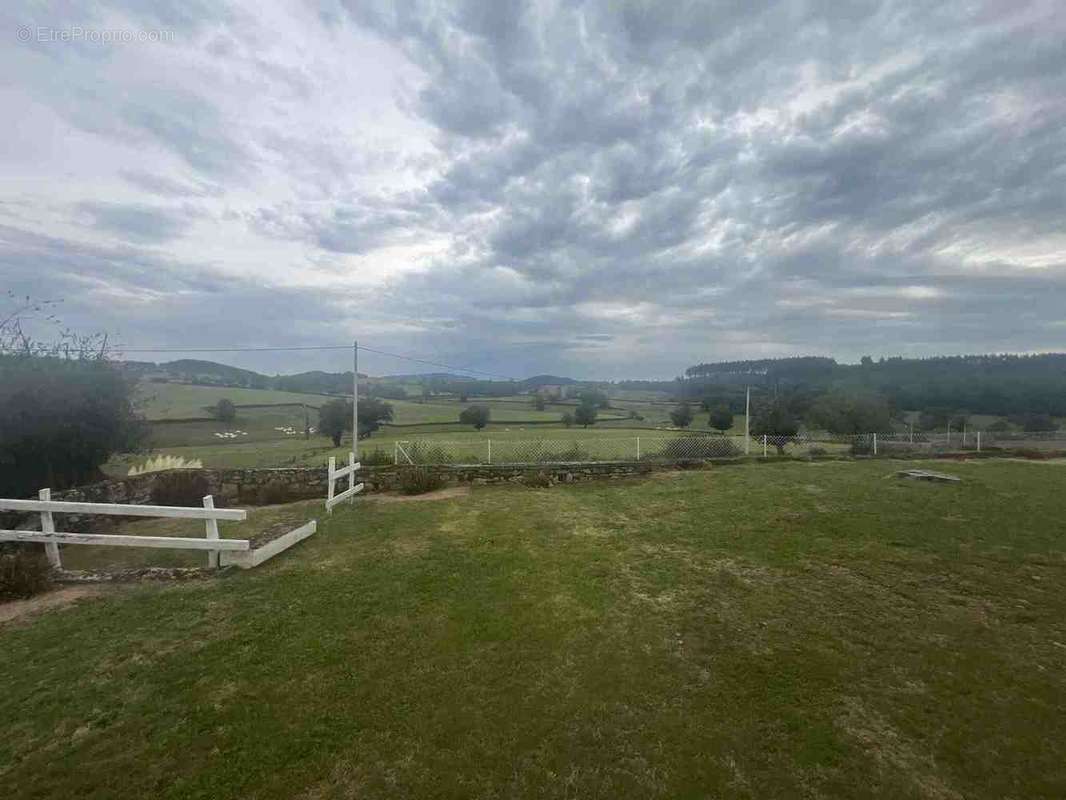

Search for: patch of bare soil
xmin=0 ymin=585 xmax=104 ymax=625
xmin=368 ymin=486 xmax=471 ymax=504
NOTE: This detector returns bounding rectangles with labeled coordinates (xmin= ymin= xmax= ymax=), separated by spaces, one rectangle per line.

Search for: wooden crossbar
xmin=331 ymin=463 xmax=359 ymax=480
xmin=0 ymin=499 xmax=247 ymax=521
xmin=0 ymin=530 xmax=250 ymax=551
xmin=325 ymin=483 xmax=364 ymax=511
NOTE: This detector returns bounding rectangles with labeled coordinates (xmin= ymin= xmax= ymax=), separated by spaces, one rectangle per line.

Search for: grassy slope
xmin=137 ymin=383 xmax=333 ymax=420
xmin=3 ymin=460 xmax=1066 ymax=798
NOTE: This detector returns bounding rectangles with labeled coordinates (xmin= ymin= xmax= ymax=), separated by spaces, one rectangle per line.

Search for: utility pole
xmin=352 ymin=340 xmax=359 ymax=453
xmin=744 ymin=386 xmax=751 ymax=455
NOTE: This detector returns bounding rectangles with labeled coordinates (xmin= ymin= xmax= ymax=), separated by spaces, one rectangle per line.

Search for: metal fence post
xmin=38 ymin=488 xmax=61 ymax=569
xmin=762 ymin=435 xmax=767 ymax=457
xmin=977 ymin=431 xmax=981 ymax=452
xmin=635 ymin=437 xmax=640 ymax=461
xmin=393 ymin=441 xmax=398 ymax=465
xmin=873 ymin=433 xmax=878 ymax=456
xmin=203 ymin=495 xmax=220 ymax=569
xmin=487 ymin=439 xmax=492 ymax=464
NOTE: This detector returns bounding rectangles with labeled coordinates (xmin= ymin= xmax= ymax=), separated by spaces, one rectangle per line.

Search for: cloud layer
xmin=3 ymin=0 xmax=1064 ymax=378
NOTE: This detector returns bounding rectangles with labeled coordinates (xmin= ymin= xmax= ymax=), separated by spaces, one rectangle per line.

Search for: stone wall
xmin=41 ymin=460 xmax=688 ymax=526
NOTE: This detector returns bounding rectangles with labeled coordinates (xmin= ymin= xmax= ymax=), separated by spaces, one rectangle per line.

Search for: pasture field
xmin=3 ymin=459 xmax=1065 ymax=798
xmin=135 ymin=382 xmax=331 ymax=420
xmin=116 ymin=425 xmax=743 ymax=472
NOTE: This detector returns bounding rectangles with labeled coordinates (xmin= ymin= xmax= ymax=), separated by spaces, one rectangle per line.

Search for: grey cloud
xmin=77 ymin=202 xmax=199 ymax=244
xmin=4 ymin=0 xmax=1066 ymax=378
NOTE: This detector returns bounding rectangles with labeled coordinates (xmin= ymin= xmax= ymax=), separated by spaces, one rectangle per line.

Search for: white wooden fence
xmin=0 ymin=493 xmax=248 ymax=569
xmin=326 ymin=452 xmax=363 ymax=512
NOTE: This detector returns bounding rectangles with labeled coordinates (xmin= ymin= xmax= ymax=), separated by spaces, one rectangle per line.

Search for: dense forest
xmin=679 ymin=354 xmax=1066 ymax=417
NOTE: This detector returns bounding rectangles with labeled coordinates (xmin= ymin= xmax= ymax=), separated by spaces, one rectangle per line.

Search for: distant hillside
xmin=274 ymin=371 xmax=356 ymax=396
xmin=518 ymin=375 xmax=579 ymax=389
xmin=681 ymin=353 xmax=1066 ymax=416
xmin=381 ymin=372 xmax=477 ymax=382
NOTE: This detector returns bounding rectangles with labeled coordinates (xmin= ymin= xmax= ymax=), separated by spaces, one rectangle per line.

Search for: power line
xmin=5 ymin=340 xmax=522 ymax=382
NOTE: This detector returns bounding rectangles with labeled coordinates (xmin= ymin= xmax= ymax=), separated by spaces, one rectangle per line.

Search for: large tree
xmin=459 ymin=404 xmax=490 ymax=430
xmin=750 ymin=400 xmax=799 ymax=454
xmin=318 ymin=398 xmax=394 ymax=446
xmin=708 ymin=406 xmax=733 ymax=432
xmin=574 ymin=403 xmax=598 ymax=428
xmin=576 ymin=389 xmax=610 ymax=409
xmin=669 ymin=402 xmax=694 ymax=429
xmin=808 ymin=390 xmax=893 ymax=434
xmin=212 ymin=398 xmax=237 ymax=423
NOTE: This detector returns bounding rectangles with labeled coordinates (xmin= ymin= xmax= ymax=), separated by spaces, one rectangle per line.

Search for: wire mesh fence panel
xmin=381 ymin=430 xmax=1066 ymax=466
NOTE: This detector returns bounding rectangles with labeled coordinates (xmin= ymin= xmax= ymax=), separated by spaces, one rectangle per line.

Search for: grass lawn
xmin=3 ymin=459 xmax=1066 ymax=798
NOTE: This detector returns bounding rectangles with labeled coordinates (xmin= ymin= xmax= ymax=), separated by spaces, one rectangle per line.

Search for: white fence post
xmin=762 ymin=435 xmax=767 ymax=457
xmin=873 ymin=433 xmax=878 ymax=456
xmin=635 ymin=437 xmax=640 ymax=461
xmin=203 ymin=495 xmax=220 ymax=569
xmin=348 ymin=451 xmax=356 ymax=506
xmin=977 ymin=431 xmax=981 ymax=452
xmin=38 ymin=488 xmax=61 ymax=569
xmin=393 ymin=441 xmax=399 ymax=465
xmin=327 ymin=456 xmax=336 ymax=515
xmin=487 ymin=439 xmax=492 ymax=464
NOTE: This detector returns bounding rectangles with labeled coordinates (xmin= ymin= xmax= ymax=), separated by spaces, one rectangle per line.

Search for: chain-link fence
xmin=382 ymin=430 xmax=1066 ymax=466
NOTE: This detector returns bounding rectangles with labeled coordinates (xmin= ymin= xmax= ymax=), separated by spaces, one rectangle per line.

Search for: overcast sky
xmin=2 ymin=1 xmax=1064 ymax=379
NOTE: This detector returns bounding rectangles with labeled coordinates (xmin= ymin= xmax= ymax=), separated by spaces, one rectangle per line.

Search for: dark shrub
xmin=0 ymin=546 xmax=53 ymax=600
xmin=361 ymin=448 xmax=392 ymax=466
xmin=657 ymin=437 xmax=740 ymax=461
xmin=150 ymin=471 xmax=211 ymax=506
xmin=398 ymin=467 xmax=446 ymax=495
xmin=850 ymin=439 xmax=873 ymax=456
xmin=808 ymin=446 xmax=828 ymax=457
xmin=523 ymin=471 xmax=554 ymax=488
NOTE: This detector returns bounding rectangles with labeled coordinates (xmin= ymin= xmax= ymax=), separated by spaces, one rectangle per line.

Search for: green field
xmin=116 ymin=425 xmax=747 ymax=473
xmin=136 ymin=382 xmax=331 ymax=420
xmin=3 ymin=459 xmax=1066 ymax=798
xmin=127 ymin=384 xmax=706 ymax=471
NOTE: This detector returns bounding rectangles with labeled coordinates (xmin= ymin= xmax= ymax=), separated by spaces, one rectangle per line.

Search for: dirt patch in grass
xmin=0 ymin=585 xmax=105 ymax=626
xmin=367 ymin=486 xmax=470 ymax=503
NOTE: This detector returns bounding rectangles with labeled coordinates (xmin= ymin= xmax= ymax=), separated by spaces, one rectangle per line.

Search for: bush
xmin=656 ymin=437 xmax=741 ymax=461
xmin=212 ymin=398 xmax=236 ymax=422
xmin=0 ymin=546 xmax=53 ymax=600
xmin=361 ymin=447 xmax=392 ymax=466
xmin=397 ymin=467 xmax=446 ymax=495
xmin=523 ymin=471 xmax=554 ymax=488
xmin=808 ymin=446 xmax=828 ymax=457
xmin=459 ymin=404 xmax=491 ymax=430
xmin=850 ymin=439 xmax=873 ymax=456
xmin=0 ymin=355 xmax=145 ymax=497
xmin=150 ymin=471 xmax=211 ymax=506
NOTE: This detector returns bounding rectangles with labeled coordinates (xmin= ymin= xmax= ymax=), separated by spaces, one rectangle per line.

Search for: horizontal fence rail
xmin=0 ymin=493 xmax=249 ymax=570
xmin=0 ymin=499 xmax=246 ymax=520
xmin=0 ymin=530 xmax=249 ymax=551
